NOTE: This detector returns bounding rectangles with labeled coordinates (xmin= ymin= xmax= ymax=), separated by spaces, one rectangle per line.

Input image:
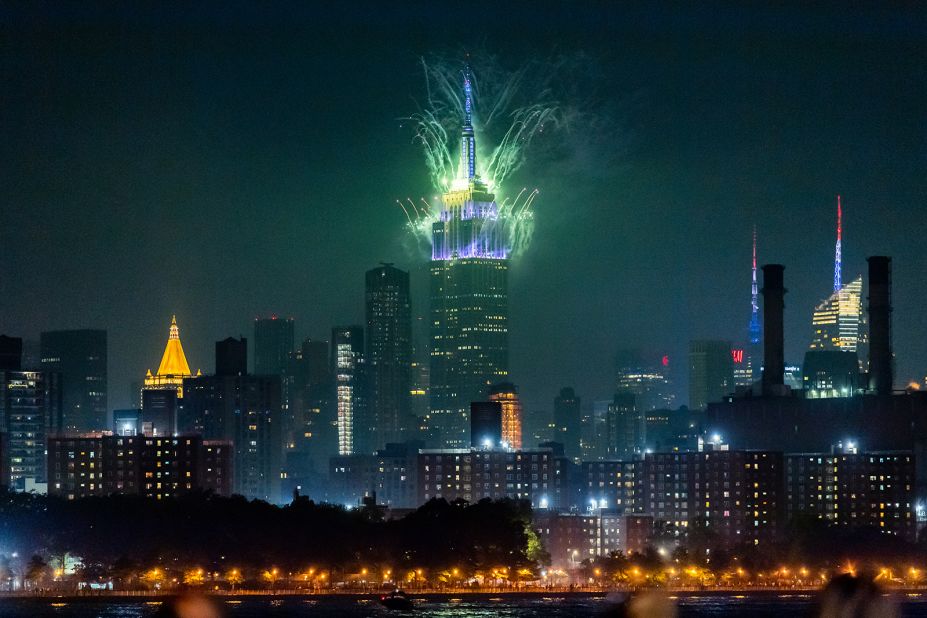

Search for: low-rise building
xmin=48 ymin=434 xmax=233 ymax=500
xmin=641 ymin=450 xmax=783 ymax=549
xmin=785 ymin=450 xmax=915 ymax=541
xmin=418 ymin=447 xmax=559 ymax=509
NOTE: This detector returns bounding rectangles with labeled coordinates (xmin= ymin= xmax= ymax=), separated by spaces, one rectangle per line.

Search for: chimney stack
xmin=867 ymin=256 xmax=893 ymax=395
xmin=761 ymin=264 xmax=786 ymax=396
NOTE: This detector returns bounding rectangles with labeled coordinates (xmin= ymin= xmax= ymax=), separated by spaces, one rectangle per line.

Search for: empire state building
xmin=429 ymin=69 xmax=509 ymax=448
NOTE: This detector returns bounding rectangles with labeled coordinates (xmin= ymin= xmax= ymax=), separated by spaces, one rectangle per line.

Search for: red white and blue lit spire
xmin=748 ymin=225 xmax=761 ymax=345
xmin=833 ymin=195 xmax=843 ymax=293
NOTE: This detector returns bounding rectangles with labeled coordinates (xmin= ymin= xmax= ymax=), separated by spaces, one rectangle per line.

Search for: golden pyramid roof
xmin=156 ymin=315 xmax=192 ymax=377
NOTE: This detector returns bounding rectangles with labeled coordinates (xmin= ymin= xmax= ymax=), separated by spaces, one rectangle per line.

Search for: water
xmin=2 ymin=592 xmax=927 ymax=617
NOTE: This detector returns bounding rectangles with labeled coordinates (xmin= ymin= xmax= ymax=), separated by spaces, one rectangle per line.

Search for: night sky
xmin=2 ymin=2 xmax=925 ymax=415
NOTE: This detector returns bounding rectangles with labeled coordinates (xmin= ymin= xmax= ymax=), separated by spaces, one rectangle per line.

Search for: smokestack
xmin=867 ymin=256 xmax=893 ymax=395
xmin=761 ymin=264 xmax=786 ymax=396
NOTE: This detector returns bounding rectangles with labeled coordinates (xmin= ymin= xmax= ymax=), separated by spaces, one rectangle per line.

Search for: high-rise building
xmin=553 ymin=387 xmax=582 ymax=461
xmin=216 ymin=337 xmax=247 ymax=377
xmin=488 ymin=381 xmax=522 ymax=449
xmin=332 ymin=327 xmax=366 ymax=456
xmin=688 ymin=340 xmax=734 ymax=411
xmin=142 ymin=316 xmax=197 ymax=436
xmin=604 ymin=392 xmax=645 ymax=460
xmin=0 ymin=431 xmax=10 ymax=489
xmin=810 ymin=198 xmax=863 ymax=355
xmin=804 ymin=198 xmax=864 ymax=396
xmin=408 ymin=360 xmax=430 ymax=427
xmin=40 ymin=329 xmax=107 ymax=432
xmin=365 ymin=263 xmax=412 ymax=449
xmin=809 ymin=276 xmax=863 ymax=354
xmin=581 ymin=400 xmax=611 ymax=462
xmin=180 ymin=369 xmax=283 ymax=502
xmin=282 ymin=338 xmax=332 ymax=498
xmin=0 ymin=336 xmax=23 ymax=371
xmin=254 ymin=316 xmax=295 ymax=376
xmin=615 ymin=350 xmax=675 ymax=412
xmin=429 ymin=70 xmax=509 ymax=448
xmin=470 ymin=400 xmax=503 ymax=448
xmin=1 ymin=370 xmax=61 ymax=488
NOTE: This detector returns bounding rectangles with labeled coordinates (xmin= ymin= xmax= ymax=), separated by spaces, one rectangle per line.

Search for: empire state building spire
xmin=458 ymin=66 xmax=477 ymax=180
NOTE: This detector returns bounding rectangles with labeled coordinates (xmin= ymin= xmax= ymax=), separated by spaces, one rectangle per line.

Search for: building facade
xmin=328 ymin=441 xmax=421 ymax=508
xmin=142 ymin=316 xmax=196 ymax=436
xmin=40 ymin=329 xmax=107 ymax=432
xmin=785 ymin=450 xmax=915 ymax=541
xmin=332 ymin=326 xmax=366 ymax=456
xmin=641 ymin=450 xmax=784 ymax=550
xmin=429 ymin=71 xmax=509 ymax=449
xmin=47 ymin=433 xmax=233 ymax=500
xmin=581 ymin=459 xmax=641 ymax=513
xmin=180 ymin=373 xmax=282 ymax=502
xmin=553 ymin=387 xmax=582 ymax=461
xmin=688 ymin=340 xmax=734 ymax=411
xmin=253 ymin=316 xmax=295 ymax=376
xmin=418 ymin=447 xmax=559 ymax=509
xmin=1 ymin=370 xmax=61 ymax=487
xmin=365 ymin=264 xmax=413 ymax=450
xmin=488 ymin=382 xmax=522 ymax=449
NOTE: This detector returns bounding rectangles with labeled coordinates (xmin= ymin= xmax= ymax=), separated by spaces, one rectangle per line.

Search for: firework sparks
xmin=400 ymin=54 xmax=564 ymax=258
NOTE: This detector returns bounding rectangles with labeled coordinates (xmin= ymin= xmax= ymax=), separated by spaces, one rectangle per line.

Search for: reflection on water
xmin=2 ymin=593 xmax=927 ymax=617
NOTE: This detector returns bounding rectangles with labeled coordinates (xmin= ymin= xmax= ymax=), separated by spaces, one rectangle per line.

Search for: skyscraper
xmin=605 ymin=392 xmax=646 ymax=460
xmin=1 ymin=368 xmax=61 ymax=488
xmin=470 ymin=401 xmax=503 ymax=448
xmin=688 ymin=340 xmax=734 ymax=411
xmin=365 ymin=263 xmax=412 ymax=449
xmin=332 ymin=326 xmax=366 ymax=456
xmin=215 ymin=337 xmax=247 ymax=377
xmin=0 ymin=336 xmax=23 ymax=372
xmin=181 ymin=369 xmax=282 ymax=502
xmin=142 ymin=316 xmax=196 ymax=436
xmin=804 ymin=197 xmax=864 ymax=398
xmin=430 ymin=68 xmax=509 ymax=448
xmin=615 ymin=350 xmax=675 ymax=412
xmin=254 ymin=316 xmax=295 ymax=376
xmin=488 ymin=381 xmax=522 ymax=449
xmin=281 ymin=338 xmax=331 ymax=497
xmin=40 ymin=329 xmax=107 ymax=431
xmin=553 ymin=387 xmax=581 ymax=461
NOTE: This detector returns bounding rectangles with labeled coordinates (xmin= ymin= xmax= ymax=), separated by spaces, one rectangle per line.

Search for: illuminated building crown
xmin=157 ymin=315 xmax=192 ymax=376
xmin=145 ymin=315 xmax=195 ymax=397
xmin=432 ymin=66 xmax=507 ymax=261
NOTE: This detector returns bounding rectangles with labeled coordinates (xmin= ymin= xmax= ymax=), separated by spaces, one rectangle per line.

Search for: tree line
xmin=0 ymin=490 xmax=546 ymax=590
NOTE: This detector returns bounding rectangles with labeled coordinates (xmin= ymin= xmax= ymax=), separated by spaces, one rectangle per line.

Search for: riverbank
xmin=2 ymin=586 xmax=925 ymax=601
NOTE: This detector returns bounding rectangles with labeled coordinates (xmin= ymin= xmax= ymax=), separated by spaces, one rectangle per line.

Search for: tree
xmin=0 ymin=556 xmax=12 ymax=592
xmin=182 ymin=568 xmax=205 ymax=587
xmin=25 ymin=555 xmax=48 ymax=590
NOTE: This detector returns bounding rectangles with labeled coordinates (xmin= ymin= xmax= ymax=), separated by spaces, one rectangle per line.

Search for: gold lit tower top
xmin=144 ymin=315 xmax=197 ymax=397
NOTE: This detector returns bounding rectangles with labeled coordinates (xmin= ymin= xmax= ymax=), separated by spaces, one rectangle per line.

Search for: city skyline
xmin=2 ymin=3 xmax=925 ymax=417
xmin=2 ymin=5 xmax=927 ymax=608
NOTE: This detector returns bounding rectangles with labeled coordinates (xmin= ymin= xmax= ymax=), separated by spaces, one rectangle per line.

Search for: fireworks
xmin=400 ymin=54 xmax=564 ymax=258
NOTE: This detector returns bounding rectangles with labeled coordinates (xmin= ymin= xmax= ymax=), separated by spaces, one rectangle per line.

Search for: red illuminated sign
xmin=731 ymin=349 xmax=744 ymax=364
